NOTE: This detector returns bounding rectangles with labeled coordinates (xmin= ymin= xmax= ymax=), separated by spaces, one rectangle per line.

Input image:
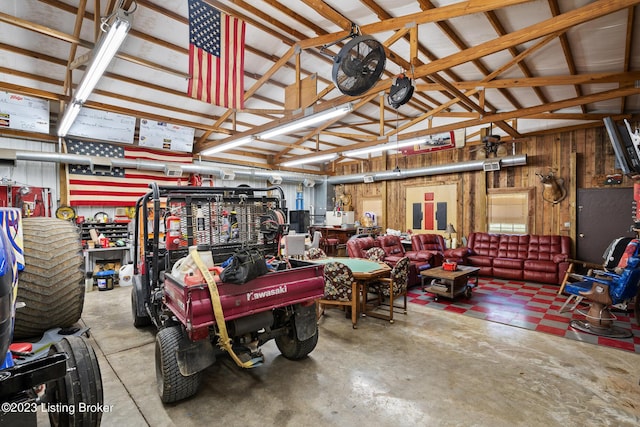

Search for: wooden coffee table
xmin=420 ymin=266 xmax=480 ymax=300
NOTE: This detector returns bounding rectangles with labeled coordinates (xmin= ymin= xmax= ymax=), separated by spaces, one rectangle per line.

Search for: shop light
xmin=201 ymin=136 xmax=254 ymax=156
xmin=343 ymin=137 xmax=426 ymax=157
xmin=56 ymin=102 xmax=83 ymax=138
xmin=259 ymin=103 xmax=352 ymax=140
xmin=57 ymin=9 xmax=132 ymax=136
xmin=281 ymin=153 xmax=338 ymax=167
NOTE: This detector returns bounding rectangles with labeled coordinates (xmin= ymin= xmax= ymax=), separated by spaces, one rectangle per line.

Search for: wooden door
xmin=576 ymin=187 xmax=634 ymax=264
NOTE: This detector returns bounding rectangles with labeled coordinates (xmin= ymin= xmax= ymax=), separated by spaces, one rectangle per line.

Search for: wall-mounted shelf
xmin=80 ymin=222 xmax=130 ymax=243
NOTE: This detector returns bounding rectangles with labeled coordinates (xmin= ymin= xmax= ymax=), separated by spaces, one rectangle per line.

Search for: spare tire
xmin=13 ymin=217 xmax=85 ymax=338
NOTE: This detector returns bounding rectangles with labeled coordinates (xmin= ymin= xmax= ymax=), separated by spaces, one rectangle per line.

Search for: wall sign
xmin=67 ymin=107 xmax=136 ymax=144
xmin=139 ymin=119 xmax=194 ymax=152
xmin=0 ymin=91 xmax=50 ymax=134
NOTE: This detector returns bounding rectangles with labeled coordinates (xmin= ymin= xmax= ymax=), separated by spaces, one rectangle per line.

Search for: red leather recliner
xmin=410 ymin=234 xmax=469 ymax=266
xmin=376 ymin=235 xmax=431 ymax=287
xmin=346 ymin=236 xmax=378 ymax=259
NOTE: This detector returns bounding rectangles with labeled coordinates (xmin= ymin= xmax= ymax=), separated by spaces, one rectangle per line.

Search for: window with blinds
xmin=487 ymin=190 xmax=532 ymax=234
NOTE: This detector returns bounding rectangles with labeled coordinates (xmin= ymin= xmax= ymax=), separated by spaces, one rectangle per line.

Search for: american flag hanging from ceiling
xmin=64 ymin=140 xmax=192 ymax=207
xmin=187 ymin=0 xmax=246 ymax=109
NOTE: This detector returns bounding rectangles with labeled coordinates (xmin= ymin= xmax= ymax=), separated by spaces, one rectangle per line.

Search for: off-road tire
xmin=131 ymin=286 xmax=152 ymax=327
xmin=156 ymin=326 xmax=202 ymax=403
xmin=46 ymin=336 xmax=103 ymax=427
xmin=14 ymin=217 xmax=85 ymax=338
xmin=275 ymin=325 xmax=319 ymax=360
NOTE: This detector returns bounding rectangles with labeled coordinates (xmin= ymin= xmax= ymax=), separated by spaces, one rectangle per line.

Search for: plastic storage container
xmin=94 ymin=270 xmax=115 ymax=291
xmin=119 ymin=263 xmax=133 ymax=287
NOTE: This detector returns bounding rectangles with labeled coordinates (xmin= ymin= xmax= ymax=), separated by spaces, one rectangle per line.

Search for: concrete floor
xmin=59 ymin=285 xmax=640 ymax=426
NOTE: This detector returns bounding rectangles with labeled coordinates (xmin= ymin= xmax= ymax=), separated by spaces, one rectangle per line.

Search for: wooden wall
xmin=334 ymin=126 xmax=633 ymax=245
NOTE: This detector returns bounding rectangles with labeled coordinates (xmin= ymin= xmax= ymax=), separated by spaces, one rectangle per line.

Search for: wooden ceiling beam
xmin=361 ymin=0 xmax=478 ymax=113
xmin=484 ymin=10 xmax=549 ymax=106
xmin=547 ymin=0 xmax=584 ymax=113
xmin=413 ymin=70 xmax=640 ymax=91
xmin=274 ymin=92 xmax=380 ymax=162
xmin=280 ymin=85 xmax=638 ymax=163
xmin=62 ymin=0 xmax=87 ymax=99
xmin=410 ymin=0 xmax=640 ymax=82
xmin=298 ymin=0 xmax=534 ymax=49
xmin=420 ymin=0 xmax=523 ymax=111
xmin=620 ymin=6 xmax=635 ymax=113
xmin=300 ymin=0 xmax=352 ymax=31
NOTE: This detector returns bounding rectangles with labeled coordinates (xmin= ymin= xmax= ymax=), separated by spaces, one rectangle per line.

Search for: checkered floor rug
xmin=407 ymin=277 xmax=640 ymax=354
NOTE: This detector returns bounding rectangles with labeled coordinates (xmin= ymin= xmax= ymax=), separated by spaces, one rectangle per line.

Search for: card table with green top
xmin=308 ymin=257 xmax=390 ymax=327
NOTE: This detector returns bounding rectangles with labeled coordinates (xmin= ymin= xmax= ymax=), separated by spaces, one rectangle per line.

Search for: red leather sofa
xmin=465 ymin=232 xmax=571 ymax=285
xmin=346 ymin=235 xmax=430 ymax=287
xmin=410 ymin=234 xmax=469 ymax=266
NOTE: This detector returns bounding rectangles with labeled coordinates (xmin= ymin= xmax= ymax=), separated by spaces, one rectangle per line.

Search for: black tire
xmin=46 ymin=336 xmax=103 ymax=427
xmin=14 ymin=217 xmax=85 ymax=338
xmin=275 ymin=324 xmax=319 ymax=360
xmin=155 ymin=326 xmax=202 ymax=403
xmin=131 ymin=286 xmax=152 ymax=327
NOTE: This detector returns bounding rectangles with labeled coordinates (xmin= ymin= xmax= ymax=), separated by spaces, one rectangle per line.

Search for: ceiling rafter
xmin=620 ymin=5 xmax=636 ymax=113
xmin=419 ymin=0 xmax=523 ymax=111
xmin=278 ymin=0 xmax=639 ymax=165
xmin=547 ymin=0 xmax=584 ymax=113
xmin=285 ymin=85 xmax=638 ymax=164
xmin=3 ymin=0 xmax=639 ymax=172
xmin=483 ymin=10 xmax=549 ymax=106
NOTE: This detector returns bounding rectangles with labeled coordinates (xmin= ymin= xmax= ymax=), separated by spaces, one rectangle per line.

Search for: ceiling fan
xmin=470 ymin=124 xmax=527 ymax=158
xmin=388 ymin=73 xmax=414 ymax=108
xmin=321 ymin=25 xmax=386 ymax=96
xmin=481 ymin=134 xmax=507 ymax=157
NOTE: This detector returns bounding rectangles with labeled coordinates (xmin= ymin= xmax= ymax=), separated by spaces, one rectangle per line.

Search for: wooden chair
xmin=317 ymin=262 xmax=360 ymax=329
xmin=366 ymin=257 xmax=410 ymax=323
xmin=306 ymin=247 xmax=327 ymax=260
xmin=365 ymin=247 xmax=386 ymax=262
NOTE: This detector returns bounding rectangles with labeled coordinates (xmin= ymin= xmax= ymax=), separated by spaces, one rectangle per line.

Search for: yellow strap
xmin=190 ymin=248 xmax=255 ymax=369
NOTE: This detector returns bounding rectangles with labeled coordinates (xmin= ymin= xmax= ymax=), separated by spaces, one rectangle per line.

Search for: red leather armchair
xmin=410 ymin=234 xmax=469 ymax=266
xmin=376 ymin=235 xmax=431 ymax=287
xmin=346 ymin=236 xmax=377 ymax=259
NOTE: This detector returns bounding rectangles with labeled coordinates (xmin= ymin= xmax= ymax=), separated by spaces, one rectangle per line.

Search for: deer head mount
xmin=536 ymin=170 xmax=567 ymax=204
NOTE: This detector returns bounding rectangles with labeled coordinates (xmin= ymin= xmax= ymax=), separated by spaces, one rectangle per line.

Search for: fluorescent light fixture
xmin=57 ymin=9 xmax=132 ymax=137
xmin=57 ymin=101 xmax=82 ymax=137
xmin=201 ymin=136 xmax=254 ymax=156
xmin=259 ymin=103 xmax=352 ymax=140
xmin=75 ymin=11 xmax=132 ymax=103
xmin=343 ymin=138 xmax=425 ymax=157
xmin=281 ymin=153 xmax=338 ymax=167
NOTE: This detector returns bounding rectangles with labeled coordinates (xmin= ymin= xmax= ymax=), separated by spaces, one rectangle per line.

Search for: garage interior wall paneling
xmin=1 ymin=127 xmax=634 ymax=238
xmin=335 ymin=127 xmax=635 ymax=242
xmin=0 ymin=138 xmax=58 ymax=205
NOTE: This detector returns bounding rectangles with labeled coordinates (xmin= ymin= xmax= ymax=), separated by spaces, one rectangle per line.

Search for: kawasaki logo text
xmin=247 ymin=285 xmax=288 ymax=301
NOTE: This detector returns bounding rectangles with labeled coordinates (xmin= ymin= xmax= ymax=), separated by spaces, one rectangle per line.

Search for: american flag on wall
xmin=187 ymin=0 xmax=245 ymax=109
xmin=65 ymin=140 xmax=192 ymax=207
